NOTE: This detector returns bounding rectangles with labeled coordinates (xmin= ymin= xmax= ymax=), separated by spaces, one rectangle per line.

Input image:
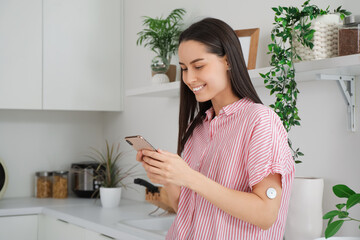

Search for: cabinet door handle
xmin=100 ymin=233 xmax=115 ymax=239
xmin=56 ymin=219 xmax=69 ymax=224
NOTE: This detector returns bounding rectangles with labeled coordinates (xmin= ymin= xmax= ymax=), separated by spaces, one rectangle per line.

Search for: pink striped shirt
xmin=166 ymin=98 xmax=295 ymax=240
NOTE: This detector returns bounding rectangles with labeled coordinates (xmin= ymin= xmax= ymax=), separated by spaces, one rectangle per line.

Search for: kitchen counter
xmin=0 ymin=197 xmax=174 ymax=240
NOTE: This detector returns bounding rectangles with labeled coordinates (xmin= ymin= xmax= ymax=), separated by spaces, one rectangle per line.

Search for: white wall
xmin=0 ymin=110 xmax=105 ymax=198
xmin=104 ymin=0 xmax=360 ymax=237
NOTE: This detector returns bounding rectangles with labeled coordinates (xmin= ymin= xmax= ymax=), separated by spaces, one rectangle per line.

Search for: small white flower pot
xmin=100 ymin=187 xmax=122 ymax=208
xmin=152 ymin=73 xmax=169 ymax=85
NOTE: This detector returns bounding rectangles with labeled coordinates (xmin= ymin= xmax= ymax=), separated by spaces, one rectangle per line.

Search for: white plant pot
xmin=100 ymin=187 xmax=122 ymax=208
xmin=284 ymin=177 xmax=324 ymax=240
xmin=152 ymin=73 xmax=169 ymax=85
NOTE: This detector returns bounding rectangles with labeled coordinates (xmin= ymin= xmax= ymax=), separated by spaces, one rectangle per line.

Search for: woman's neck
xmin=211 ymin=95 xmax=240 ymax=116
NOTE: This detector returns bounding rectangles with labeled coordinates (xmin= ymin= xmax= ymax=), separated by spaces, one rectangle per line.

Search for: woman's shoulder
xmin=243 ymin=101 xmax=284 ymax=130
xmin=243 ymin=101 xmax=275 ymax=119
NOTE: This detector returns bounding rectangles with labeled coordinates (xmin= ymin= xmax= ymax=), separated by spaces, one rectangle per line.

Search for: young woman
xmin=137 ymin=18 xmax=295 ymax=240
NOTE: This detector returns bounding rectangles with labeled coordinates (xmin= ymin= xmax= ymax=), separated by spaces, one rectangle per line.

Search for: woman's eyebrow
xmin=179 ymin=58 xmax=205 ymax=65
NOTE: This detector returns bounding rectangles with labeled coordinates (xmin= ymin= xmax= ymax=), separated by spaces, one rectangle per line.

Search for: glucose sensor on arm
xmin=266 ymin=188 xmax=277 ymax=199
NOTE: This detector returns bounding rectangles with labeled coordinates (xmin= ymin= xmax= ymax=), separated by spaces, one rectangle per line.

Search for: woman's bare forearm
xmin=164 ymin=183 xmax=181 ymax=212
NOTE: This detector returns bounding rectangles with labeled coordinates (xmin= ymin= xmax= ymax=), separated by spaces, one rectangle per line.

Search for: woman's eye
xmin=195 ymin=66 xmax=203 ymax=70
xmin=181 ymin=68 xmax=188 ymax=72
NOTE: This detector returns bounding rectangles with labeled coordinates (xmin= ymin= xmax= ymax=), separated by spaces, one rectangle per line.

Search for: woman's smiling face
xmin=178 ymin=40 xmax=239 ymax=114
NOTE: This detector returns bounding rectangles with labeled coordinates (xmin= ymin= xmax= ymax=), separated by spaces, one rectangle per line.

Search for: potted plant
xmin=136 ymin=8 xmax=186 ymax=84
xmin=88 ymin=140 xmax=137 ymax=208
xmin=322 ymin=184 xmax=360 ymax=238
xmin=260 ymin=1 xmax=350 ymax=239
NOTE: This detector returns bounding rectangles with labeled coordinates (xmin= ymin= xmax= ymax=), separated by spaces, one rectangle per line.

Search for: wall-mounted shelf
xmin=126 ymin=81 xmax=180 ymax=97
xmin=126 ymin=54 xmax=359 ymax=131
xmin=126 ymin=54 xmax=360 ymax=98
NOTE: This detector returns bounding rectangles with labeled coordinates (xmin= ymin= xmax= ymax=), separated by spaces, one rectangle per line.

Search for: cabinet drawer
xmin=0 ymin=215 xmax=38 ymax=240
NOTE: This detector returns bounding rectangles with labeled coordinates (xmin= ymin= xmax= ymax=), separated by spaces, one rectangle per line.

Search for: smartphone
xmin=125 ymin=135 xmax=157 ymax=151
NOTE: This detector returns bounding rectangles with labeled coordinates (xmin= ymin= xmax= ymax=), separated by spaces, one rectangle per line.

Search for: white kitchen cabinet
xmin=38 ymin=214 xmax=120 ymax=240
xmin=0 ymin=0 xmax=123 ymax=111
xmin=38 ymin=214 xmax=85 ymax=240
xmin=0 ymin=0 xmax=42 ymax=110
xmin=0 ymin=215 xmax=38 ymax=240
xmin=43 ymin=0 xmax=123 ymax=111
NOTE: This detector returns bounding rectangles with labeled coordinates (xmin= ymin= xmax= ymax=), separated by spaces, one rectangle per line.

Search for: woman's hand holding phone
xmin=124 ymin=135 xmax=155 ymax=164
xmin=125 ymin=135 xmax=194 ymax=187
xmin=125 ymin=135 xmax=184 ymax=212
xmin=125 ymin=135 xmax=157 ymax=152
xmin=141 ymin=149 xmax=194 ymax=188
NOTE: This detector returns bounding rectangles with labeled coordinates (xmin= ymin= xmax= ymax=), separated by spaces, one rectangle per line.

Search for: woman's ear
xmin=224 ymin=56 xmax=231 ymax=71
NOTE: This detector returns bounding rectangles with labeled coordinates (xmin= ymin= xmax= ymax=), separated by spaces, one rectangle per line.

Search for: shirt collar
xmin=204 ymin=97 xmax=252 ymax=121
xmin=205 ymin=107 xmax=215 ymax=121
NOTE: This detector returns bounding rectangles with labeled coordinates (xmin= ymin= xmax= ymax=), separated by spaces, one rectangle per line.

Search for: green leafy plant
xmin=136 ymin=8 xmax=186 ymax=61
xmin=260 ymin=0 xmax=350 ymax=163
xmin=323 ymin=184 xmax=360 ymax=238
xmin=87 ymin=140 xmax=138 ymax=189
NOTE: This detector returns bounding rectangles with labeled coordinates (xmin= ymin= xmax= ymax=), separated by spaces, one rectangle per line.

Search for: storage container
xmin=35 ymin=171 xmax=53 ymax=198
xmin=53 ymin=171 xmax=68 ymax=198
xmin=339 ymin=15 xmax=360 ymax=56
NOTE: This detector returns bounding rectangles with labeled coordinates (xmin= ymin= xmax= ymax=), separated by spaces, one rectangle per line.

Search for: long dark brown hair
xmin=177 ymin=18 xmax=262 ymax=155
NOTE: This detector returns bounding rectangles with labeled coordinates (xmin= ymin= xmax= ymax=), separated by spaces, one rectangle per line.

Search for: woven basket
xmin=294 ymin=14 xmax=341 ymax=62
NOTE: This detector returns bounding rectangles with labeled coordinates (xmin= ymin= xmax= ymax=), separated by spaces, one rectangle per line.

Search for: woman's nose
xmin=184 ymin=69 xmax=196 ymax=84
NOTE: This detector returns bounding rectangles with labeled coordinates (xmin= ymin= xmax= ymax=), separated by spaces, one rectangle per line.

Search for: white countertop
xmin=0 ymin=197 xmax=174 ymax=240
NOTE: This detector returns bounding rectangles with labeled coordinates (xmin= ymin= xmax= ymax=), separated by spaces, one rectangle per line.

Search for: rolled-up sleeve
xmin=246 ymin=109 xmax=294 ymax=189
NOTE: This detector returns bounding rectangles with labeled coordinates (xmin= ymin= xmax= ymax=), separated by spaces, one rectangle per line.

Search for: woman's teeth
xmin=193 ymin=85 xmax=205 ymax=92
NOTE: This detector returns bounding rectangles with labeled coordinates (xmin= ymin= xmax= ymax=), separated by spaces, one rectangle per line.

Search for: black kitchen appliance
xmin=134 ymin=178 xmax=159 ymax=193
xmin=0 ymin=157 xmax=8 ymax=199
xmin=71 ymin=161 xmax=104 ymax=198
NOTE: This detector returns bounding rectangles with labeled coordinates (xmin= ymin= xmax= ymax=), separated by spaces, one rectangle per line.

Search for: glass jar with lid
xmin=35 ymin=171 xmax=53 ymax=198
xmin=53 ymin=171 xmax=68 ymax=199
xmin=339 ymin=15 xmax=360 ymax=56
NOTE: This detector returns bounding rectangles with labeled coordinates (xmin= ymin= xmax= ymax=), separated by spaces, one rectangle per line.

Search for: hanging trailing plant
xmin=260 ymin=0 xmax=351 ymax=163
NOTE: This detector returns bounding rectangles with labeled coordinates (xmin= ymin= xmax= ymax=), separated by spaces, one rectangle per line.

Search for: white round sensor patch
xmin=266 ymin=188 xmax=277 ymax=199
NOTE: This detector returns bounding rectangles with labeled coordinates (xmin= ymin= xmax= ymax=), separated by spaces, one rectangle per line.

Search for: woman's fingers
xmin=138 ymin=149 xmax=169 ymax=185
xmin=140 ymin=149 xmax=191 ymax=187
xmin=142 ymin=161 xmax=163 ymax=175
xmin=143 ymin=156 xmax=163 ymax=168
xmin=142 ymin=149 xmax=167 ymax=162
xmin=136 ymin=150 xmax=143 ymax=162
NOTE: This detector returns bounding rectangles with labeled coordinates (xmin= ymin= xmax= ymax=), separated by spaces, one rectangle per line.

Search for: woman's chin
xmin=195 ymin=95 xmax=210 ymax=102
